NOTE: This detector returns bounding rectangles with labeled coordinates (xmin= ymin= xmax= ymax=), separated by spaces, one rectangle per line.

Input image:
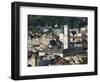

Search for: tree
xmin=28 ymin=15 xmax=88 ymax=31
xmin=72 ymin=31 xmax=76 ymax=36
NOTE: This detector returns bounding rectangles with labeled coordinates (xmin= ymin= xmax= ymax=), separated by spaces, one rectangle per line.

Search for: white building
xmin=64 ymin=25 xmax=68 ymax=49
xmin=59 ymin=33 xmax=64 ymax=43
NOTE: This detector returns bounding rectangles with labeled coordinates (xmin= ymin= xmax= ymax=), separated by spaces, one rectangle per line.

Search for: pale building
xmin=70 ymin=33 xmax=73 ymax=37
xmin=27 ymin=38 xmax=32 ymax=48
xmin=64 ymin=25 xmax=68 ymax=49
xmin=78 ymin=33 xmax=82 ymax=41
xmin=69 ymin=33 xmax=73 ymax=42
xmin=64 ymin=25 xmax=68 ymax=35
xmin=42 ymin=34 xmax=49 ymax=47
xmin=80 ymin=27 xmax=87 ymax=32
xmin=31 ymin=38 xmax=40 ymax=46
xmin=28 ymin=55 xmax=36 ymax=67
xmin=59 ymin=33 xmax=64 ymax=43
xmin=54 ymin=29 xmax=62 ymax=35
xmin=70 ymin=38 xmax=73 ymax=42
xmin=43 ymin=28 xmax=49 ymax=32
xmin=64 ymin=36 xmax=68 ymax=49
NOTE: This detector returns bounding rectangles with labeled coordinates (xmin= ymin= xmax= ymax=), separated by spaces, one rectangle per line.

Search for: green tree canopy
xmin=28 ymin=15 xmax=87 ymax=31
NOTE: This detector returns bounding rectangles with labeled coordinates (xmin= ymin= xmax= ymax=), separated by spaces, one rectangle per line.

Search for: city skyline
xmin=27 ymin=15 xmax=88 ymax=67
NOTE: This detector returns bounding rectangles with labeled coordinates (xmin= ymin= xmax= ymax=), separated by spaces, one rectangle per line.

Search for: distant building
xmin=64 ymin=25 xmax=68 ymax=49
xmin=32 ymin=38 xmax=40 ymax=46
xmin=54 ymin=29 xmax=62 ymax=35
xmin=42 ymin=34 xmax=49 ymax=47
xmin=59 ymin=33 xmax=64 ymax=43
xmin=27 ymin=36 xmax=32 ymax=48
xmin=43 ymin=28 xmax=49 ymax=32
xmin=80 ymin=26 xmax=87 ymax=32
xmin=28 ymin=55 xmax=36 ymax=67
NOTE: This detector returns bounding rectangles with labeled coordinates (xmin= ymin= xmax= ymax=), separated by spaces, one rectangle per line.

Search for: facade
xmin=64 ymin=25 xmax=68 ymax=49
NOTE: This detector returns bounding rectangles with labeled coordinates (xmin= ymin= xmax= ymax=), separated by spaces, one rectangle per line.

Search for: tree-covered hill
xmin=28 ymin=15 xmax=87 ymax=31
